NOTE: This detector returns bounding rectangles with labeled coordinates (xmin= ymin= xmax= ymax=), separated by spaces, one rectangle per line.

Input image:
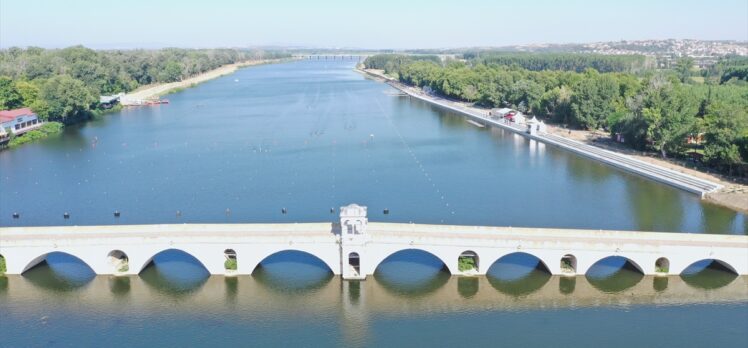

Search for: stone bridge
xmin=1 ymin=204 xmax=746 ymax=279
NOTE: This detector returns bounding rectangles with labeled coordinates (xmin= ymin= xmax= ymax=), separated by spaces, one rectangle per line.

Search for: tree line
xmin=464 ymin=52 xmax=649 ymax=73
xmin=0 ymin=46 xmax=288 ymax=124
xmin=364 ymin=54 xmax=748 ymax=175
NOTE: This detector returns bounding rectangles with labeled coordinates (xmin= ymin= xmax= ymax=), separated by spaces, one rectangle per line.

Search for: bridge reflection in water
xmin=3 ymin=264 xmax=745 ymax=311
xmin=1 ymin=255 xmax=745 ymax=346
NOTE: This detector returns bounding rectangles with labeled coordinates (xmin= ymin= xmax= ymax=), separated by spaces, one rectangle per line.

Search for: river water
xmin=0 ymin=60 xmax=746 ymax=347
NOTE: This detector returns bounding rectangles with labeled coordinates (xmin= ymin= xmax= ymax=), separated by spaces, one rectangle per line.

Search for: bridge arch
xmin=251 ymin=249 xmax=336 ymax=274
xmin=21 ymin=251 xmax=95 ymax=274
xmin=486 ymin=252 xmax=552 ymax=278
xmin=371 ymin=248 xmax=453 ymax=276
xmin=586 ymin=255 xmax=645 ymax=276
xmin=137 ymin=248 xmax=210 ymax=274
xmin=680 ymin=258 xmax=738 ymax=276
xmin=486 ymin=252 xmax=552 ymax=296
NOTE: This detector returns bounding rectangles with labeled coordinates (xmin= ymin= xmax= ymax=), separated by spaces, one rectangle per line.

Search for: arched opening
xmin=560 ymin=254 xmax=577 ymax=275
xmin=224 ymin=249 xmax=237 ymax=271
xmin=655 ymin=257 xmax=670 ymax=274
xmin=139 ymin=249 xmax=209 ymax=295
xmin=486 ymin=252 xmax=551 ymax=297
xmin=107 ymin=250 xmax=129 ymax=273
xmin=348 ymin=252 xmax=361 ymax=277
xmin=253 ymin=250 xmax=333 ymax=292
xmin=458 ymin=250 xmax=479 ymax=274
xmin=374 ymin=249 xmax=450 ymax=296
xmin=22 ymin=252 xmax=95 ymax=291
xmin=586 ymin=256 xmax=644 ymax=293
xmin=0 ymin=253 xmax=6 ymax=275
xmin=680 ymin=259 xmax=738 ymax=290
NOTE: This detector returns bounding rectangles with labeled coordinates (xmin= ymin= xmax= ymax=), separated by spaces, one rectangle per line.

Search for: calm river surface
xmin=0 ymin=60 xmax=746 ymax=347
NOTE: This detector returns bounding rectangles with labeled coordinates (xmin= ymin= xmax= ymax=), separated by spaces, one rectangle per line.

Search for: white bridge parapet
xmin=1 ymin=204 xmax=747 ymax=278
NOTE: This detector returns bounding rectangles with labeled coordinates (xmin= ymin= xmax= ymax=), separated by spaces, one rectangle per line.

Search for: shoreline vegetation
xmin=0 ymin=46 xmax=291 ymax=150
xmin=358 ymin=66 xmax=748 ymax=213
xmin=122 ymin=58 xmax=292 ymax=103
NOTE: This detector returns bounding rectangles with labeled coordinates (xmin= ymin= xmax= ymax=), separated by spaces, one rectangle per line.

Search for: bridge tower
xmin=340 ymin=203 xmax=368 ymax=280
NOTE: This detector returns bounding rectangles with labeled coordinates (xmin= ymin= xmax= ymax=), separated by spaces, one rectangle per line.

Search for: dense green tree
xmin=702 ymin=104 xmax=748 ymax=173
xmin=36 ymin=75 xmax=96 ymax=122
xmin=0 ymin=76 xmax=23 ymax=109
xmin=364 ymin=53 xmax=748 ymax=175
xmin=159 ymin=61 xmax=184 ymax=82
xmin=569 ymin=72 xmax=620 ymax=129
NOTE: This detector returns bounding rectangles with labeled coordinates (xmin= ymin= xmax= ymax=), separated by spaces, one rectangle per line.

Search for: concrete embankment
xmin=357 ymin=68 xmax=723 ymax=199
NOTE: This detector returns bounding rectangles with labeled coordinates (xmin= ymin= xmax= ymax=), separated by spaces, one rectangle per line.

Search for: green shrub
xmin=0 ymin=256 xmax=6 ymax=275
xmin=458 ymin=256 xmax=476 ymax=272
xmin=224 ymin=258 xmax=237 ymax=270
xmin=7 ymin=121 xmax=63 ymax=148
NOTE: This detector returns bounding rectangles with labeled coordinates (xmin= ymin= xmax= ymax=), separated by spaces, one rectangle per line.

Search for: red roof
xmin=0 ymin=108 xmax=35 ymax=122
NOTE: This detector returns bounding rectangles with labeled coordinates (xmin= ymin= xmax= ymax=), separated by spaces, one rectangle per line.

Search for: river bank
xmin=358 ymin=68 xmax=747 ymax=213
xmin=121 ymin=58 xmax=293 ymax=105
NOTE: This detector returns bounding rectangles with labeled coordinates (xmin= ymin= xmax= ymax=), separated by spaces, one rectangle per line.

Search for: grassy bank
xmin=5 ymin=122 xmax=63 ymax=148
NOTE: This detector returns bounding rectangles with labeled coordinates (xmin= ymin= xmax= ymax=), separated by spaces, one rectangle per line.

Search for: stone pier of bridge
xmin=1 ymin=204 xmax=747 ymax=278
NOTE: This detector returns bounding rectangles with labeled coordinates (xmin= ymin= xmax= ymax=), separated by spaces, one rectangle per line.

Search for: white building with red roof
xmin=0 ymin=107 xmax=42 ymax=137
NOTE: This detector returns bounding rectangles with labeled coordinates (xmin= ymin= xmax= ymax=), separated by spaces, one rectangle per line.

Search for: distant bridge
xmin=293 ymin=54 xmax=369 ymax=61
xmin=1 ymin=204 xmax=746 ymax=278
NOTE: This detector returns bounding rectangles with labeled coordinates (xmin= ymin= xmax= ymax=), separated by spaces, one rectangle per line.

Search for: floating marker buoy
xmin=63 ymin=212 xmax=70 ymax=219
xmin=383 ymin=208 xmax=389 ymax=215
xmin=12 ymin=212 xmax=19 ymax=219
xmin=282 ymin=208 xmax=287 ymax=214
xmin=114 ymin=210 xmax=120 ymax=218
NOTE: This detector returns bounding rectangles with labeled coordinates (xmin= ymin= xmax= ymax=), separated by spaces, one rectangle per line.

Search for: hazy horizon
xmin=1 ymin=0 xmax=747 ymax=50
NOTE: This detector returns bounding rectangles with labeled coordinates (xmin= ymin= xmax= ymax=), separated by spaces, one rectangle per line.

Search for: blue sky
xmin=1 ymin=0 xmax=746 ymax=49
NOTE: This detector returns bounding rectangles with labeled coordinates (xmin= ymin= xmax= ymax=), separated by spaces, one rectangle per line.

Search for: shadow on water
xmin=108 ymin=276 xmax=131 ymax=296
xmin=252 ymin=250 xmax=333 ymax=293
xmin=139 ymin=250 xmax=209 ymax=295
xmin=559 ymin=276 xmax=576 ymax=294
xmin=626 ymin=179 xmax=684 ymax=232
xmin=585 ymin=256 xmax=644 ymax=293
xmin=373 ymin=249 xmax=450 ymax=296
xmin=700 ymin=203 xmax=739 ymax=235
xmin=680 ymin=260 xmax=739 ymax=290
xmin=457 ymin=277 xmax=479 ymax=299
xmin=653 ymin=276 xmax=668 ymax=292
xmin=22 ymin=252 xmax=95 ymax=292
xmin=566 ymin=155 xmax=614 ymax=184
xmin=486 ymin=253 xmax=551 ymax=297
